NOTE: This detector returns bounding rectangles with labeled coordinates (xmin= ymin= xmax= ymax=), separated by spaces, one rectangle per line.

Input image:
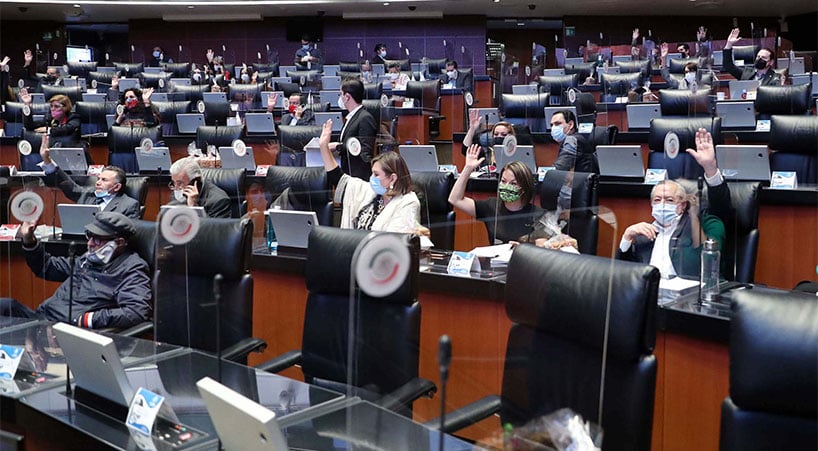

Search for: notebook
xmin=544 ymin=106 xmax=578 ymax=131
xmin=399 ymin=145 xmax=439 ymax=172
xmin=203 ymin=92 xmax=227 ymax=103
xmin=245 ymin=112 xmax=275 ymax=133
xmin=49 ymin=148 xmax=88 ymax=174
xmin=58 ymin=203 xmax=100 ymax=236
xmin=176 ymin=113 xmax=205 ymax=134
xmin=728 ymin=80 xmax=760 ymax=100
xmin=596 ymin=145 xmax=646 ymax=180
xmin=626 ymin=103 xmax=662 ymax=130
xmin=218 ymin=146 xmax=256 ymax=171
xmin=268 ymin=210 xmax=318 ymax=249
xmin=779 ymin=57 xmax=805 ymax=75
xmin=260 ymin=91 xmax=284 ymax=109
xmin=494 ymin=144 xmax=537 ymax=174
xmin=150 ymin=92 xmax=168 ymax=102
xmin=314 ymin=112 xmax=343 ymax=132
xmin=715 ymin=145 xmax=771 ymax=182
xmin=716 ymin=101 xmax=756 ymax=128
xmin=196 ymin=377 xmax=288 ymax=451
xmin=135 ymin=146 xmax=172 ymax=173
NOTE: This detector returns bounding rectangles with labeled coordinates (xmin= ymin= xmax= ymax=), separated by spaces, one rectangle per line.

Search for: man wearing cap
xmin=0 ymin=212 xmax=152 ymax=329
xmin=37 ymin=139 xmax=141 ymax=219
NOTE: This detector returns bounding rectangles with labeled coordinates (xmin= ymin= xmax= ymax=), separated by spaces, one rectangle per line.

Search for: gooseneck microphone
xmin=66 ymin=240 xmax=77 ymax=395
xmin=437 ymin=334 xmax=452 ymax=449
xmin=213 ymin=273 xmax=224 ymax=382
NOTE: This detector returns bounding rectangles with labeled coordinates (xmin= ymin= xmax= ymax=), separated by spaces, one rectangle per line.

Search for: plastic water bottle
xmin=265 ymin=208 xmax=278 ymax=252
xmin=700 ymin=238 xmax=720 ymax=301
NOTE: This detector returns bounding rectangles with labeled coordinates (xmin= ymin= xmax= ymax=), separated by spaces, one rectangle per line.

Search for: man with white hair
xmin=167 ymin=157 xmax=232 ymax=218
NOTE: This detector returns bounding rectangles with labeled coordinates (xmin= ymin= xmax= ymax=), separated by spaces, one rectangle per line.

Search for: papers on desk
xmin=658 ymin=277 xmax=699 ymax=304
xmin=472 ymin=243 xmax=514 ymax=266
xmin=0 ymin=224 xmax=20 ymax=241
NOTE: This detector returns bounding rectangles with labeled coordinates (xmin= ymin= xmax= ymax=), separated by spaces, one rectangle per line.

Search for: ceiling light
xmin=73 ymin=3 xmax=81 ymax=6
xmin=384 ymin=1 xmax=390 ymax=4
xmin=187 ymin=4 xmax=194 ymax=8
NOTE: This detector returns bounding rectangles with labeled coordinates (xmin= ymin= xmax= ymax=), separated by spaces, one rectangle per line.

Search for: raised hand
xmin=468 ymin=108 xmax=481 ymax=129
xmin=632 ymin=28 xmax=640 ymax=41
xmin=266 ymin=92 xmax=278 ymax=111
xmin=319 ymin=119 xmax=332 ymax=150
xmin=660 ymin=43 xmax=669 ymax=59
xmin=23 ymin=49 xmax=33 ymax=66
xmin=0 ymin=56 xmax=10 ymax=67
xmin=206 ymin=49 xmax=215 ymax=63
xmin=111 ymin=74 xmax=119 ymax=90
xmin=142 ymin=87 xmax=154 ymax=103
xmin=725 ymin=28 xmax=741 ymax=49
xmin=464 ymin=143 xmax=485 ymax=170
xmin=20 ymin=87 xmax=32 ymax=105
xmin=697 ymin=26 xmax=708 ymax=42
xmin=40 ymin=135 xmax=52 ymax=163
xmin=685 ymin=128 xmax=717 ymax=177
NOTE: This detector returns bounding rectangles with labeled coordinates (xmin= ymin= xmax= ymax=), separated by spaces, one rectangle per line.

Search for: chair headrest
xmin=648 ymin=117 xmax=721 ymax=152
xmin=755 ymin=84 xmax=811 ymax=115
xmin=668 ymin=57 xmax=697 ymax=74
xmin=410 ymin=172 xmax=454 ymax=214
xmin=159 ymin=218 xmax=251 ymax=279
xmin=501 ymin=94 xmax=547 ymax=118
xmin=659 ymin=89 xmax=712 ymax=116
xmin=769 ymin=115 xmax=818 ymax=154
xmin=195 ymin=125 xmax=243 ymax=149
xmin=539 ymin=170 xmax=597 ymax=212
xmin=306 ymin=226 xmax=418 ymax=304
xmin=264 ymin=166 xmax=331 ymax=208
xmin=505 ymin=246 xmax=659 ymax=360
xmin=730 ymin=290 xmax=818 ymax=416
xmin=108 ymin=126 xmax=162 ymax=153
xmin=278 ymin=125 xmax=323 ymax=153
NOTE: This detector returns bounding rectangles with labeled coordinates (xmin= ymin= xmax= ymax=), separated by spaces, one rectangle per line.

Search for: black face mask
xmin=493 ymin=136 xmax=506 ymax=146
xmin=754 ymin=58 xmax=768 ymax=70
xmin=45 ymin=75 xmax=56 ymax=83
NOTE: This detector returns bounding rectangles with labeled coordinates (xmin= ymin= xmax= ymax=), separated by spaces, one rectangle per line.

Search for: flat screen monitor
xmin=67 ymin=46 xmax=93 ymax=63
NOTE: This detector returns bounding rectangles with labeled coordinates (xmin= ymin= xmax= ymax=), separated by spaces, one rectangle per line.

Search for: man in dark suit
xmin=330 ymin=78 xmax=377 ymax=180
xmin=441 ymin=60 xmax=471 ymax=91
xmin=38 ymin=144 xmax=141 ymax=219
xmin=722 ymin=27 xmax=780 ymax=86
xmin=167 ymin=157 xmax=232 ymax=218
xmin=268 ymin=93 xmax=315 ymax=126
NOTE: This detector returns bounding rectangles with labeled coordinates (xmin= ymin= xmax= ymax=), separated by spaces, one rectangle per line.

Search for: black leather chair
xmin=87 ymin=71 xmax=116 ymax=94
xmin=720 ymin=182 xmax=760 ymax=283
xmin=286 ymin=70 xmax=321 ymax=90
xmin=363 ymin=82 xmax=383 ymax=100
xmin=264 ymin=166 xmax=333 ymax=226
xmin=128 ymin=218 xmax=157 ymax=273
xmin=277 ymin=125 xmax=322 ymax=167
xmin=647 ymin=117 xmax=722 ymax=180
xmin=430 ymin=247 xmax=659 ymax=451
xmin=338 ymin=61 xmax=361 ymax=73
xmin=601 ymin=72 xmax=643 ymax=98
xmin=501 ymin=93 xmax=548 ymax=132
xmin=42 ymin=85 xmax=82 ymax=104
xmin=668 ymin=57 xmax=697 ymax=74
xmin=228 ymin=83 xmax=261 ymax=109
xmin=153 ymin=218 xmax=265 ymax=364
xmin=201 ymin=100 xmax=231 ymax=126
xmin=720 ymin=290 xmax=817 ymax=451
xmin=114 ymin=62 xmax=143 ymax=78
xmin=80 ymin=175 xmax=150 ymax=219
xmin=161 ymin=62 xmax=191 ymax=78
xmin=361 ymin=99 xmax=383 ymax=125
xmin=730 ymin=45 xmax=759 ymax=65
xmin=411 ymin=172 xmax=455 ymax=250
xmin=275 ymin=81 xmax=301 ymax=97
xmin=456 ymin=68 xmax=474 ymax=92
xmin=170 ymin=83 xmax=210 ymax=103
xmin=423 ymin=58 xmax=447 ymax=80
xmin=335 ymin=70 xmax=361 ymax=81
xmin=755 ymin=84 xmax=812 ymax=120
xmin=258 ymin=226 xmax=434 ymax=416
xmin=383 ymin=59 xmax=411 ymax=72
xmin=565 ymin=62 xmax=597 ymax=82
xmin=151 ymin=100 xmax=192 ymax=136
xmin=659 ymin=89 xmax=712 ymax=117
xmin=75 ymin=101 xmax=116 ymax=135
xmin=768 ymin=115 xmax=818 ymax=184
xmin=615 ymin=59 xmax=651 ymax=76
xmin=139 ymin=72 xmax=172 ymax=90
xmin=195 ymin=125 xmax=243 ymax=150
xmin=66 ymin=61 xmax=97 ymax=78
xmin=201 ymin=168 xmax=246 ymax=218
xmin=405 ymin=80 xmax=441 ymax=111
xmin=538 ymin=74 xmax=579 ymax=101
xmin=253 ymin=62 xmax=279 ymax=77
xmin=108 ymin=125 xmax=162 ymax=174
xmin=539 ymin=170 xmax=599 ymax=255
xmin=19 ymin=130 xmax=44 ymax=171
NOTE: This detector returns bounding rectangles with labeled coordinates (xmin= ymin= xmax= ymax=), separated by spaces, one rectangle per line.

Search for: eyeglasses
xmin=85 ymin=231 xmax=115 ymax=245
xmin=50 ymin=104 xmax=64 ymax=110
xmin=168 ymin=181 xmax=186 ymax=190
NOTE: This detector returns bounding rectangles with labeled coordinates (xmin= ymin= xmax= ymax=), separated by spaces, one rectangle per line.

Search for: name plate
xmin=438 ymin=164 xmax=457 ymax=175
xmin=447 ymin=251 xmax=480 ymax=276
xmin=644 ymin=168 xmax=668 ymax=185
xmin=127 ymin=387 xmax=166 ymax=435
xmin=0 ymin=345 xmax=25 ymax=379
xmin=537 ymin=166 xmax=555 ymax=182
xmin=770 ymin=171 xmax=797 ymax=189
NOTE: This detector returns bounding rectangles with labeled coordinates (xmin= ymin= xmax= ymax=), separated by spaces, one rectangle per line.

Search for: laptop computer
xmin=106 ymin=114 xmax=116 ymax=129
xmin=779 ymin=57 xmax=805 ymax=75
xmin=712 ymin=50 xmax=724 ymax=66
xmin=321 ymin=76 xmax=341 ymax=91
xmin=399 ymin=145 xmax=439 ymax=172
xmin=203 ymin=92 xmax=227 ymax=103
xmin=135 ymin=146 xmax=172 ymax=174
xmin=792 ymin=73 xmax=818 ymax=96
xmin=170 ymin=77 xmax=191 ymax=87
xmin=715 ymin=145 xmax=771 ymax=182
xmin=564 ymin=57 xmax=584 ymax=66
xmin=245 ymin=112 xmax=275 ymax=133
xmin=143 ymin=67 xmax=163 ymax=74
xmin=612 ymin=55 xmax=632 ymax=64
xmin=470 ymin=108 xmax=500 ymax=127
xmin=150 ymin=92 xmax=168 ymax=102
xmin=58 ymin=204 xmax=100 ymax=236
xmin=82 ymin=93 xmax=106 ymax=103
xmin=118 ymin=78 xmax=139 ymax=92
xmin=176 ymin=113 xmax=205 ymax=134
xmin=22 ymin=92 xmax=46 ymax=104
xmin=493 ymin=144 xmax=537 ymax=174
xmin=322 ymin=64 xmax=339 ymax=76
xmin=627 ymin=103 xmax=662 ymax=130
xmin=512 ymin=84 xmax=538 ymax=95
xmin=716 ymin=101 xmax=757 ymax=128
xmin=319 ymin=90 xmax=341 ymax=109
xmin=218 ymin=146 xmax=256 ymax=171
xmin=729 ymin=80 xmax=760 ymax=100
xmin=372 ymin=63 xmax=385 ymax=75
xmin=544 ymin=106 xmax=578 ymax=131
xmin=260 ymin=91 xmax=285 ymax=109
xmin=596 ymin=145 xmax=646 ymax=180
xmin=314 ymin=112 xmax=343 ymax=132
xmin=63 ymin=78 xmax=87 ymax=91
xmin=197 ymin=377 xmax=288 ymax=451
xmin=267 ymin=209 xmax=318 ymax=249
xmin=49 ymin=148 xmax=88 ymax=174
xmin=542 ymin=69 xmax=565 ymax=76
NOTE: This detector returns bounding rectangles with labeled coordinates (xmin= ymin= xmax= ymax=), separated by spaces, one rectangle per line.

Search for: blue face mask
xmin=651 ymin=203 xmax=679 ymax=226
xmin=302 ymin=44 xmax=310 ymax=51
xmin=550 ymin=124 xmax=566 ymax=143
xmin=369 ymin=175 xmax=387 ymax=196
xmin=153 ymin=51 xmax=161 ymax=58
xmin=94 ymin=189 xmax=110 ymax=199
xmin=241 ymin=73 xmax=250 ymax=82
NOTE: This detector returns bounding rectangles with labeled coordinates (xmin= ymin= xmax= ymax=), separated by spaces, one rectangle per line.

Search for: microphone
xmin=213 ymin=273 xmax=224 ymax=381
xmin=66 ymin=240 xmax=77 ymax=395
xmin=437 ymin=334 xmax=452 ymax=446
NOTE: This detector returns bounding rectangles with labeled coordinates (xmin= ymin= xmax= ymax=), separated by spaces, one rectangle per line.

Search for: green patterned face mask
xmin=498 ymin=183 xmax=521 ymax=203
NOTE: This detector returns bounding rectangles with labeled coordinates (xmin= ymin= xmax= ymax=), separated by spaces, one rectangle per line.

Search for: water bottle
xmin=265 ymin=208 xmax=278 ymax=252
xmin=700 ymin=238 xmax=720 ymax=301
xmin=597 ymin=53 xmax=604 ymax=68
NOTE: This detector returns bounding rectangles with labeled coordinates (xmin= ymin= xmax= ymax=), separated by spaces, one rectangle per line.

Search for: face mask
xmin=498 ymin=183 xmax=522 ymax=203
xmin=50 ymin=108 xmax=64 ymax=120
xmin=45 ymin=75 xmax=57 ymax=83
xmin=125 ymin=97 xmax=139 ymax=109
xmin=754 ymin=58 xmax=768 ymax=70
xmin=447 ymin=70 xmax=456 ymax=79
xmin=493 ymin=136 xmax=505 ymax=146
xmin=337 ymin=94 xmax=346 ymax=110
xmin=86 ymin=240 xmax=118 ymax=265
xmin=241 ymin=73 xmax=250 ymax=82
xmin=94 ymin=189 xmax=110 ymax=199
xmin=173 ymin=189 xmax=185 ymax=203
xmin=684 ymin=72 xmax=696 ymax=84
xmin=379 ymin=51 xmax=387 ymax=58
xmin=213 ymin=65 xmax=221 ymax=72
xmin=302 ymin=44 xmax=310 ymax=51
xmin=288 ymin=103 xmax=297 ymax=113
xmin=550 ymin=124 xmax=566 ymax=143
xmin=192 ymin=72 xmax=201 ymax=82
xmin=389 ymin=72 xmax=399 ymax=80
xmin=153 ymin=51 xmax=161 ymax=58
xmin=652 ymin=203 xmax=679 ymax=226
xmin=369 ymin=175 xmax=388 ymax=196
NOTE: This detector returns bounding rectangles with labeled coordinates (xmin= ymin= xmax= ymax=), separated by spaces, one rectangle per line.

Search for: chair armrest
xmin=118 ymin=321 xmax=154 ymax=338
xmin=376 ymin=377 xmax=437 ymax=412
xmin=424 ymin=395 xmax=502 ymax=434
xmin=255 ymin=350 xmax=302 ymax=373
xmin=221 ymin=337 xmax=267 ymax=363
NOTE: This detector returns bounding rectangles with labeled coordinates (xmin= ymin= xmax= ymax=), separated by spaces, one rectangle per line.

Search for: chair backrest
xmin=410 ymin=172 xmax=455 ymax=250
xmin=75 ymin=101 xmax=116 ymax=134
xmin=647 ymin=117 xmax=722 ymax=180
xmin=363 ymin=82 xmax=383 ymax=100
xmin=615 ymin=59 xmax=651 ymax=76
xmin=87 ymin=71 xmax=115 ymax=89
xmin=161 ymin=62 xmax=191 ymax=78
xmin=405 ymin=80 xmax=441 ymax=112
xmin=114 ymin=62 xmax=143 ymax=77
xmin=720 ymin=182 xmax=760 ymax=283
xmin=564 ymin=62 xmax=597 ymax=81
xmin=668 ymin=57 xmax=697 ymax=74
xmin=264 ymin=166 xmax=333 ymax=226
xmin=720 ymin=290 xmax=818 ymax=451
xmin=139 ymin=72 xmax=172 ymax=90
xmin=228 ymin=83 xmax=261 ymax=106
xmin=601 ymin=72 xmax=643 ymax=96
xmin=19 ymin=130 xmax=44 ymax=171
xmin=768 ymin=115 xmax=818 ymax=184
xmin=275 ymin=81 xmax=301 ymax=97
xmin=539 ymin=170 xmax=599 ymax=254
xmin=128 ymin=219 xmax=157 ymax=273
xmin=67 ymin=61 xmax=97 ymax=78
xmin=338 ymin=61 xmax=361 ymax=73
xmin=196 ymin=125 xmax=243 ymax=150
xmin=201 ymin=168 xmax=246 ymax=218
xmin=457 ymin=68 xmax=474 ymax=92
xmin=253 ymin=62 xmax=279 ymax=77
xmin=538 ymin=73 xmax=579 ymax=97
xmin=170 ymin=83 xmax=210 ymax=103
xmin=659 ymin=89 xmax=711 ymax=117
xmin=501 ymin=93 xmax=548 ymax=132
xmin=383 ymin=59 xmax=411 ymax=72
xmin=42 ymin=85 xmax=82 ymax=104
xmin=301 ymin=226 xmax=421 ymax=400
xmin=108 ymin=125 xmax=162 ymax=154
xmin=731 ymin=45 xmax=759 ymax=65
xmin=154 ymin=218 xmax=254 ymax=358
xmin=503 ymin=247 xmax=659 ymax=451
xmin=152 ymin=100 xmax=192 ymax=127
xmin=125 ymin=176 xmax=150 ymax=219
xmin=202 ymin=100 xmax=231 ymax=126
xmin=277 ymin=124 xmax=322 ymax=165
xmin=755 ymin=84 xmax=812 ymax=118
xmin=423 ymin=58 xmax=447 ymax=79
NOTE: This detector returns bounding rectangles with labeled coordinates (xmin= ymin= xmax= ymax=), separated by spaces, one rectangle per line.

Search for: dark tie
xmin=96 ymin=197 xmax=105 ymax=206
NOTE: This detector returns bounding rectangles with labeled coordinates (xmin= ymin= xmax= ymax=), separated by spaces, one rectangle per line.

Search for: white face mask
xmin=684 ymin=72 xmax=696 ymax=84
xmin=86 ymin=240 xmax=118 ymax=265
xmin=447 ymin=70 xmax=457 ymax=78
xmin=173 ymin=189 xmax=185 ymax=203
xmin=337 ymin=94 xmax=346 ymax=110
